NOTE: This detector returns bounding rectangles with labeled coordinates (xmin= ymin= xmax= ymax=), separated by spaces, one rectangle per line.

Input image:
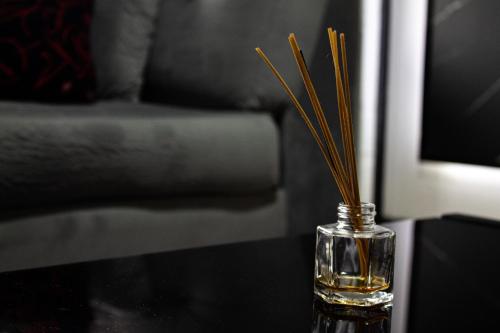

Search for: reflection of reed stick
xmin=256 ymin=28 xmax=368 ymax=279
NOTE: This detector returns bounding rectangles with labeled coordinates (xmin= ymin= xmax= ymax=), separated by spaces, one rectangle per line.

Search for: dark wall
xmin=284 ymin=0 xmax=361 ymax=234
xmin=421 ymin=0 xmax=500 ymax=167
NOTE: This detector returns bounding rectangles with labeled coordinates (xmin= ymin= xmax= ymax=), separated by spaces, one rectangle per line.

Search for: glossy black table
xmin=0 ymin=215 xmax=499 ymax=332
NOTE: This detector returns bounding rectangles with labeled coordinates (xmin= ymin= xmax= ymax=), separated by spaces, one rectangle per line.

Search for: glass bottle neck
xmin=337 ymin=202 xmax=376 ymax=231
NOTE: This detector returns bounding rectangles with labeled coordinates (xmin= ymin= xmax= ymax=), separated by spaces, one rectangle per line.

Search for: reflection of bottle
xmin=314 ymin=203 xmax=395 ymax=307
xmin=311 ymin=298 xmax=391 ymax=333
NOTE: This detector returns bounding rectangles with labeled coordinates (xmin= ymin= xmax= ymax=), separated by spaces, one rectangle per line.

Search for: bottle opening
xmin=337 ymin=202 xmax=376 ymax=229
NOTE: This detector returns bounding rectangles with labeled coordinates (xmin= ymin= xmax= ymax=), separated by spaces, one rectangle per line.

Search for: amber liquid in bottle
xmin=315 ymin=275 xmax=390 ymax=293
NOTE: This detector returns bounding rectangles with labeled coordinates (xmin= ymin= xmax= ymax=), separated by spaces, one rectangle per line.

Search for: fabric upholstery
xmin=91 ymin=0 xmax=159 ymax=100
xmin=0 ymin=101 xmax=279 ymax=208
xmin=0 ymin=190 xmax=286 ymax=272
xmin=142 ymin=0 xmax=328 ymax=110
xmin=0 ymin=0 xmax=96 ymax=102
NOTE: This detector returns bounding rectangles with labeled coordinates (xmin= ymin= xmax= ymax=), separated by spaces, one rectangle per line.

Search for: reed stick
xmin=255 ymin=29 xmax=368 ymax=279
xmin=339 ymin=33 xmax=360 ymax=204
xmin=340 ymin=34 xmax=352 ymax=118
xmin=327 ymin=29 xmax=367 ymax=278
xmin=328 ymin=29 xmax=352 ymax=186
xmin=287 ymin=34 xmax=351 ymax=199
xmin=328 ymin=28 xmax=360 ymax=204
xmin=255 ymin=48 xmax=353 ymax=203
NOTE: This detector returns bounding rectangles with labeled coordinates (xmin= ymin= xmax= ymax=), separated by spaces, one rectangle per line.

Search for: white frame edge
xmin=358 ymin=0 xmax=383 ymax=203
xmin=383 ymin=0 xmax=500 ymax=219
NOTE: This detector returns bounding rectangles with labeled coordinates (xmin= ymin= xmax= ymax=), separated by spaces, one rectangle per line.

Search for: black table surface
xmin=0 ymin=215 xmax=499 ymax=332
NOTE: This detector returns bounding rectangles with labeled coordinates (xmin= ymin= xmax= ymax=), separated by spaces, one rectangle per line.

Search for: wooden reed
xmin=287 ymin=34 xmax=352 ymax=202
xmin=255 ymin=29 xmax=363 ymax=209
xmin=327 ymin=28 xmax=360 ymax=204
xmin=255 ymin=48 xmax=352 ymax=202
xmin=256 ymin=28 xmax=369 ymax=279
xmin=327 ymin=29 xmax=366 ymax=276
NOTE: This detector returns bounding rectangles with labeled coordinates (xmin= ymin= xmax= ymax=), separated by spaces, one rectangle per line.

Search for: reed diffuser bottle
xmin=256 ymin=27 xmax=396 ymax=307
xmin=314 ymin=203 xmax=395 ymax=306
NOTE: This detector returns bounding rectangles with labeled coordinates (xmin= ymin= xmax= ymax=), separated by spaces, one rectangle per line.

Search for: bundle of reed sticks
xmin=255 ymin=28 xmax=361 ymax=215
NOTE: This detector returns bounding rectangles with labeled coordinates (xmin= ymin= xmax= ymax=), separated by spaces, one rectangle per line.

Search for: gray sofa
xmin=0 ymin=0 xmax=359 ymax=271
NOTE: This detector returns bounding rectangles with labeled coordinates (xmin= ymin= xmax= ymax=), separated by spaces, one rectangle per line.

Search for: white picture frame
xmin=382 ymin=0 xmax=500 ymax=220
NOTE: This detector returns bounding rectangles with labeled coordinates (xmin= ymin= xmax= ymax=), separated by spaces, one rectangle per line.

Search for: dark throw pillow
xmin=0 ymin=0 xmax=96 ymax=103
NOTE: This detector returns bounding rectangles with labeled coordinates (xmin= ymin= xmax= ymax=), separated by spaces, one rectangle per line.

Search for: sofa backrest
xmin=141 ymin=0 xmax=329 ymax=111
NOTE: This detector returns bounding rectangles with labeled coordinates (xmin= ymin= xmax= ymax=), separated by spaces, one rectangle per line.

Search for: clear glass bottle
xmin=314 ymin=202 xmax=395 ymax=307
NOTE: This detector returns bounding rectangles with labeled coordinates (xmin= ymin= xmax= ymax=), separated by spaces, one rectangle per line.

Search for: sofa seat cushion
xmin=0 ymin=101 xmax=279 ymax=208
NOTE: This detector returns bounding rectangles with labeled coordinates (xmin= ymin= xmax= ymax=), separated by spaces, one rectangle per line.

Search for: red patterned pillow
xmin=0 ymin=0 xmax=96 ymax=102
